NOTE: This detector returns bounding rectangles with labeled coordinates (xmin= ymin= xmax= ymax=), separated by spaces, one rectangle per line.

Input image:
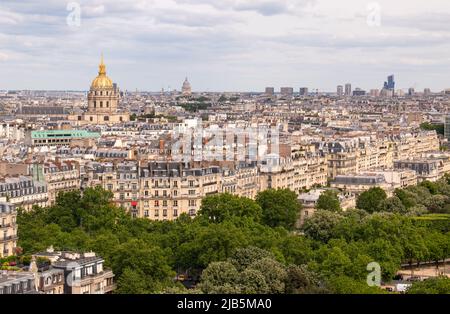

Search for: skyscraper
xmin=383 ymin=75 xmax=395 ymax=90
xmin=337 ymin=85 xmax=344 ymax=96
xmin=265 ymin=87 xmax=275 ymax=96
xmin=345 ymin=83 xmax=352 ymax=96
xmin=299 ymin=87 xmax=309 ymax=96
xmin=280 ymin=87 xmax=294 ymax=96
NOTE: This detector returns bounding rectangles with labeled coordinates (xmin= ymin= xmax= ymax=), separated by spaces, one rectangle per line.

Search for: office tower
xmin=336 ymin=85 xmax=344 ymax=96
xmin=280 ymin=87 xmax=294 ymax=96
xmin=265 ymin=87 xmax=275 ymax=96
xmin=408 ymin=88 xmax=415 ymax=96
xmin=383 ymin=75 xmax=395 ymax=90
xmin=352 ymin=88 xmax=366 ymax=96
xmin=424 ymin=88 xmax=431 ymax=96
xmin=345 ymin=83 xmax=352 ymax=96
xmin=299 ymin=87 xmax=309 ymax=96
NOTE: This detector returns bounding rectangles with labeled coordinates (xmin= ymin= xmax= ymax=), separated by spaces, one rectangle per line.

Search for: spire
xmin=99 ymin=53 xmax=106 ymax=75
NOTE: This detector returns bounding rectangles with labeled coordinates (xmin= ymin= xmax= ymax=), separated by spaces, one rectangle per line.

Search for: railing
xmin=0 ymin=235 xmax=18 ymax=242
xmin=0 ymin=223 xmax=11 ymax=229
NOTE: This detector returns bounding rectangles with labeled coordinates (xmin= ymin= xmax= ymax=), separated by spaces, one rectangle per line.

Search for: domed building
xmin=181 ymin=77 xmax=192 ymax=96
xmin=69 ymin=55 xmax=130 ymax=125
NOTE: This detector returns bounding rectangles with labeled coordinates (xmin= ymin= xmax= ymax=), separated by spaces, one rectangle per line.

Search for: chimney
xmin=159 ymin=139 xmax=165 ymax=154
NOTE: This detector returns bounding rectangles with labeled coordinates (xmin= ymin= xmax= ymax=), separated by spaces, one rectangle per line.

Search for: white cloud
xmin=0 ymin=0 xmax=449 ymax=91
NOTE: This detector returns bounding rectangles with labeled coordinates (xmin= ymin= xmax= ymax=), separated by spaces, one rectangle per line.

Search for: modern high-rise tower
xmin=383 ymin=75 xmax=395 ymax=90
xmin=344 ymin=83 xmax=352 ymax=96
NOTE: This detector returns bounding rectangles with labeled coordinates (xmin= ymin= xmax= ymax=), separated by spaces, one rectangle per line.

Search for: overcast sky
xmin=1 ymin=0 xmax=449 ymax=92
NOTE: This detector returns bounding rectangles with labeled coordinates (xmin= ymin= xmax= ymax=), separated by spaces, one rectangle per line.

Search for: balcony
xmin=0 ymin=235 xmax=18 ymax=242
xmin=0 ymin=223 xmax=11 ymax=229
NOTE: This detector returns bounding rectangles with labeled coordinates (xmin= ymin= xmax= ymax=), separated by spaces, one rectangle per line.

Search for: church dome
xmin=91 ymin=55 xmax=113 ymax=89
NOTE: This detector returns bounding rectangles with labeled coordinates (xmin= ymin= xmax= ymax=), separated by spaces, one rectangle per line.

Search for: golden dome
xmin=91 ymin=54 xmax=113 ymax=89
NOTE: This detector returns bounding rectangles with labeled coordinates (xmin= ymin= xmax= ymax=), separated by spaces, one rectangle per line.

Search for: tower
xmin=88 ymin=54 xmax=119 ymax=114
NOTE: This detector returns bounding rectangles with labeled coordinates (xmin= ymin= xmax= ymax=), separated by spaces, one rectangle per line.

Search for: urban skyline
xmin=1 ymin=0 xmax=449 ymax=300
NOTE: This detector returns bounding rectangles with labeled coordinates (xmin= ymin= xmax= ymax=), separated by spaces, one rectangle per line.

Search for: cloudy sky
xmin=0 ymin=0 xmax=449 ymax=92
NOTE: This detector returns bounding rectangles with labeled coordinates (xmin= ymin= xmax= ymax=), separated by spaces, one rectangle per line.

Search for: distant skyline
xmin=1 ymin=0 xmax=450 ymax=92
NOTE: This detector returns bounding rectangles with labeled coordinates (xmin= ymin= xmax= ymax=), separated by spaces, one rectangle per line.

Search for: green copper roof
xmin=31 ymin=130 xmax=101 ymax=139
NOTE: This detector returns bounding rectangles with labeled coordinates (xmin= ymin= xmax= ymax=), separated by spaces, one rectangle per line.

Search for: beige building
xmin=0 ymin=199 xmax=17 ymax=258
xmin=0 ymin=176 xmax=49 ymax=211
xmin=30 ymin=161 xmax=80 ymax=204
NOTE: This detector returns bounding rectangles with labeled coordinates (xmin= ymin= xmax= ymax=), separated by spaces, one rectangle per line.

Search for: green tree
xmin=248 ymin=257 xmax=287 ymax=294
xmin=256 ymin=189 xmax=301 ymax=230
xmin=285 ymin=264 xmax=327 ymax=294
xmin=229 ymin=246 xmax=274 ymax=272
xmin=199 ymin=194 xmax=262 ymax=223
xmin=356 ymin=187 xmax=387 ymax=213
xmin=395 ymin=188 xmax=418 ymax=209
xmin=326 ymin=276 xmax=385 ymax=294
xmin=380 ymin=196 xmax=407 ymax=214
xmin=238 ymin=269 xmax=269 ymax=294
xmin=199 ymin=261 xmax=240 ymax=294
xmin=316 ymin=190 xmax=342 ymax=212
xmin=302 ymin=210 xmax=343 ymax=242
xmin=116 ymin=268 xmax=152 ymax=294
xmin=406 ymin=277 xmax=450 ymax=294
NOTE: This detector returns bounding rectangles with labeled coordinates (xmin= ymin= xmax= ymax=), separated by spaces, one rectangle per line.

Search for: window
xmin=144 ymin=210 xmax=149 ymax=217
xmin=189 ymin=181 xmax=194 ymax=187
xmin=104 ymin=116 xmax=109 ymax=121
xmin=173 ymin=190 xmax=178 ymax=196
xmin=173 ymin=200 xmax=178 ymax=207
xmin=163 ymin=200 xmax=167 ymax=207
xmin=154 ymin=200 xmax=159 ymax=207
xmin=173 ymin=209 xmax=178 ymax=217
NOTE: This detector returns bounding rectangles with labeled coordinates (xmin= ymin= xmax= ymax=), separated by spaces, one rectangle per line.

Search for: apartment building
xmin=139 ymin=162 xmax=222 ymax=220
xmin=34 ymin=250 xmax=115 ymax=294
xmin=331 ymin=173 xmax=395 ymax=196
xmin=222 ymin=166 xmax=260 ymax=199
xmin=259 ymin=154 xmax=328 ymax=193
xmin=394 ymin=159 xmax=445 ymax=182
xmin=30 ymin=160 xmax=80 ymax=204
xmin=0 ymin=200 xmax=17 ymax=258
xmin=0 ymin=272 xmax=37 ymax=294
xmin=0 ymin=176 xmax=49 ymax=211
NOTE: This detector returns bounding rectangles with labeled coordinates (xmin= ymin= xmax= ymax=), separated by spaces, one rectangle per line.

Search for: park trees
xmin=316 ymin=190 xmax=342 ymax=212
xmin=256 ymin=189 xmax=301 ymax=230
